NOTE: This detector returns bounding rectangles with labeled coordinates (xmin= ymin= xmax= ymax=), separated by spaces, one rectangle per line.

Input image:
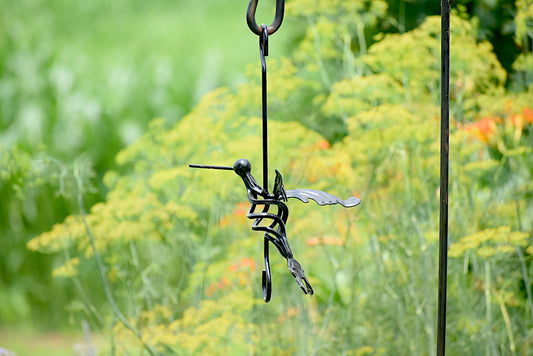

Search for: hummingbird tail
xmin=287 ymin=257 xmax=314 ymax=295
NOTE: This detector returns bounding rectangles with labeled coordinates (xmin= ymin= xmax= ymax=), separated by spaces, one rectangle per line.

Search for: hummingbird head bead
xmin=233 ymin=158 xmax=252 ymax=178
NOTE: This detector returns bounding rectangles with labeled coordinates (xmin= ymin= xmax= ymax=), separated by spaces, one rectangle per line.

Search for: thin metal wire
xmin=437 ymin=0 xmax=451 ymax=354
xmin=260 ymin=24 xmax=269 ymax=192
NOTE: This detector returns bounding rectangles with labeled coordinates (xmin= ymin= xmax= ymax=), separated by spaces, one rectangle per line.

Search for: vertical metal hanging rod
xmin=260 ymin=25 xmax=269 ymax=191
xmin=437 ymin=0 xmax=451 ymax=355
xmin=247 ymin=0 xmax=286 ymax=191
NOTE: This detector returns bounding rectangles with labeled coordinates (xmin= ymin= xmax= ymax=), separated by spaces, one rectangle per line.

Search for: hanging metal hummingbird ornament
xmin=190 ymin=0 xmax=360 ymax=302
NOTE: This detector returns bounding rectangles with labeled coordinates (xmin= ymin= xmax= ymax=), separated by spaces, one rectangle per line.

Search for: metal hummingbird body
xmin=234 ymin=158 xmax=313 ymax=301
xmin=191 ymin=158 xmax=360 ymax=302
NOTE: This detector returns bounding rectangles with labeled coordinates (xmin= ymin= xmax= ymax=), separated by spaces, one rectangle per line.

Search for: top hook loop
xmin=247 ymin=0 xmax=285 ymax=36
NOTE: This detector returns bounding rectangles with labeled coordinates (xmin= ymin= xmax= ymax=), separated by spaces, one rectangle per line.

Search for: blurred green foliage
xmin=0 ymin=0 xmax=262 ymax=327
xmin=0 ymin=0 xmax=266 ymax=165
xmin=2 ymin=0 xmax=533 ymax=354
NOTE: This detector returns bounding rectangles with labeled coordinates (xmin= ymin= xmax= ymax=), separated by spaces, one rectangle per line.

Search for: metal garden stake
xmin=438 ymin=0 xmax=452 ymax=354
xmin=190 ymin=0 xmax=360 ymax=303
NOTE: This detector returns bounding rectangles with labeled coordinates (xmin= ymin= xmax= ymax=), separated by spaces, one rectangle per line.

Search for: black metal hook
xmin=247 ymin=0 xmax=285 ymax=36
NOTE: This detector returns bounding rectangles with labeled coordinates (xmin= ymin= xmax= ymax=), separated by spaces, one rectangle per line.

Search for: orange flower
xmin=205 ymin=284 xmax=217 ymax=297
xmin=317 ymin=140 xmax=330 ymax=150
xmin=218 ymin=216 xmax=229 ymax=228
xmin=462 ymin=116 xmax=500 ymax=143
xmin=507 ymin=107 xmax=532 ymax=133
xmin=205 ymin=276 xmax=230 ymax=297
xmin=218 ymin=277 xmax=229 ymax=289
xmin=228 ymin=257 xmax=256 ymax=272
xmin=522 ymin=107 xmax=533 ymax=124
xmin=277 ymin=307 xmax=299 ymax=322
xmin=286 ymin=307 xmax=299 ymax=317
xmin=239 ymin=257 xmax=256 ymax=270
xmin=233 ymin=202 xmax=249 ymax=216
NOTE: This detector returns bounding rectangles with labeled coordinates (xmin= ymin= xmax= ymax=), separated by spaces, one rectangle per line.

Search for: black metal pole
xmin=437 ymin=0 xmax=450 ymax=355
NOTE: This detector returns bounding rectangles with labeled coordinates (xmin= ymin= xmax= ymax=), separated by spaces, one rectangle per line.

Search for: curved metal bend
xmin=247 ymin=191 xmax=291 ymax=258
xmin=247 ymin=0 xmax=285 ymax=36
xmin=262 ymin=237 xmax=272 ymax=302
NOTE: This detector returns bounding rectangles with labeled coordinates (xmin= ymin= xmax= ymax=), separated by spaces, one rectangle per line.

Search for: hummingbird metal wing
xmin=273 ymin=169 xmax=287 ymax=202
xmin=286 ymin=189 xmax=361 ymax=208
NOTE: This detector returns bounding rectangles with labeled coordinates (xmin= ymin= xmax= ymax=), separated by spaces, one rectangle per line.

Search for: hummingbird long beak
xmin=189 ymin=164 xmax=234 ymax=170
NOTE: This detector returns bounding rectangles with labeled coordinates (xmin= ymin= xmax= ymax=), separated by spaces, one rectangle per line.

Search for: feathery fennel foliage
xmin=26 ymin=6 xmax=533 ymax=355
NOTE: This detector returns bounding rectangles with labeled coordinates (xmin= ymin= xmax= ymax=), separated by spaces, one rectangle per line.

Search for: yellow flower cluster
xmin=51 ymin=257 xmax=80 ymax=278
xmin=449 ymin=226 xmax=529 ymax=258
